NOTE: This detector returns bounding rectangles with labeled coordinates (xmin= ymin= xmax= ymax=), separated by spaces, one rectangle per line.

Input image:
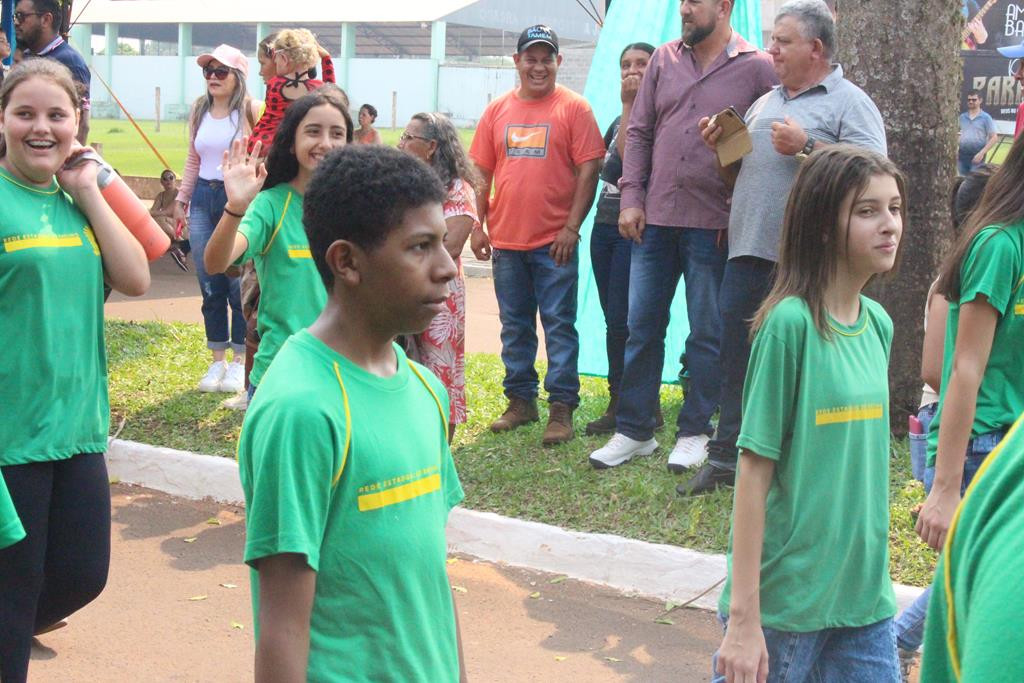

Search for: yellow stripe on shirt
xmin=287 ymin=248 xmax=312 ymax=259
xmin=815 ymin=404 xmax=883 ymax=426
xmin=4 ymin=234 xmax=83 ymax=252
xmin=357 ymin=473 xmax=441 ymax=512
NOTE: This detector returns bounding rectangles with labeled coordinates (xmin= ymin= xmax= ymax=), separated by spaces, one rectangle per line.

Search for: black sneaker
xmin=169 ymin=243 xmax=190 ymax=272
xmin=676 ymin=462 xmax=735 ymax=496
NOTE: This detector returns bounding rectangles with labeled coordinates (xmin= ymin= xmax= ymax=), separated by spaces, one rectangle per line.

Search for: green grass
xmin=106 ymin=319 xmax=936 ymax=586
xmin=89 ymin=118 xmax=475 ymax=178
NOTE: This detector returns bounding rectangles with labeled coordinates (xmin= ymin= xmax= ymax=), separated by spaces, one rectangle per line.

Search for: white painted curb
xmin=106 ymin=439 xmax=924 ymax=610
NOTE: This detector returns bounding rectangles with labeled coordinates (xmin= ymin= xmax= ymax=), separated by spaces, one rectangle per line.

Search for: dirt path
xmin=28 ymin=484 xmax=720 ymax=682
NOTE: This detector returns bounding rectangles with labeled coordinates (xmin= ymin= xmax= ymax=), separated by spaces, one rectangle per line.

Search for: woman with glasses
xmin=398 ymin=112 xmax=479 ymax=440
xmin=173 ymin=44 xmax=262 ymax=394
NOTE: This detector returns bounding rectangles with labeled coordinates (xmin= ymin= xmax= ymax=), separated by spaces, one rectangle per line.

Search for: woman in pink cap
xmin=173 ymin=45 xmax=263 ymax=394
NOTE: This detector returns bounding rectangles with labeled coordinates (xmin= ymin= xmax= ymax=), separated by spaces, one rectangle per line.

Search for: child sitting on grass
xmin=248 ymin=28 xmax=335 ymax=154
xmin=237 ymin=145 xmax=465 ymax=682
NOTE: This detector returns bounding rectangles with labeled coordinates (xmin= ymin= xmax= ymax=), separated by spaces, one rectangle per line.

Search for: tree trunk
xmin=836 ymin=0 xmax=962 ymax=433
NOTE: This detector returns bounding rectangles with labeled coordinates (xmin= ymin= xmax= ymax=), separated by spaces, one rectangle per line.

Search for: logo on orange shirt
xmin=505 ymin=124 xmax=549 ymax=158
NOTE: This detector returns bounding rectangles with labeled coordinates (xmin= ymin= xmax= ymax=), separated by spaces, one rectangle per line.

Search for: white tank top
xmin=194 ymin=110 xmax=240 ymax=181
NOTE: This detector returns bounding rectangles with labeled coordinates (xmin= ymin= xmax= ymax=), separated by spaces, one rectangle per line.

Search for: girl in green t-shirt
xmin=916 ymin=136 xmax=1024 ymax=552
xmin=0 ymin=60 xmax=149 ymax=681
xmin=714 ymin=147 xmax=906 ymax=683
xmin=203 ymin=87 xmax=353 ymax=398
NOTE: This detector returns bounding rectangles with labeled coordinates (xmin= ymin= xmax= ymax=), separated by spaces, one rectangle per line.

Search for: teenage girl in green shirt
xmin=0 ymin=60 xmax=149 ymax=682
xmin=714 ymin=147 xmax=906 ymax=682
xmin=916 ymin=134 xmax=1024 ymax=551
xmin=203 ymin=87 xmax=352 ymax=397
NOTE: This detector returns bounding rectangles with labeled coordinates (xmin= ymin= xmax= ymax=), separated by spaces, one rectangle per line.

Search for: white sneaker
xmin=667 ymin=434 xmax=709 ymax=473
xmin=220 ymin=361 xmax=245 ymax=393
xmin=221 ymin=388 xmax=249 ymax=411
xmin=198 ymin=361 xmax=227 ymax=392
xmin=589 ymin=433 xmax=659 ymax=470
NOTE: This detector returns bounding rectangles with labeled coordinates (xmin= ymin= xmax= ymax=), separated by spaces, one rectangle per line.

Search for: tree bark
xmin=836 ymin=0 xmax=962 ymax=433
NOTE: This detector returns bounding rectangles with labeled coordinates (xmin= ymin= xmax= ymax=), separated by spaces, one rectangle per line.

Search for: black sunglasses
xmin=203 ymin=66 xmax=231 ymax=81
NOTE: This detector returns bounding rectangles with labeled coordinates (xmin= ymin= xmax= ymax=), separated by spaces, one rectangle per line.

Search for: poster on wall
xmin=961 ymin=0 xmax=1024 ymax=132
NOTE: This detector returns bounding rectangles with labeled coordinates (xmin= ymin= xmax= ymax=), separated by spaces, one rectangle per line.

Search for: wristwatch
xmin=794 ymin=137 xmax=815 ymax=163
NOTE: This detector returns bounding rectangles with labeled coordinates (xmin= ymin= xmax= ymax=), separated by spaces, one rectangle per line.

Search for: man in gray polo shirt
xmin=680 ymin=0 xmax=887 ymax=495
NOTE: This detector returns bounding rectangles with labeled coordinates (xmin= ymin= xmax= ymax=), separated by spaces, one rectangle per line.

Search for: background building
xmin=61 ymin=0 xmax=603 ymax=126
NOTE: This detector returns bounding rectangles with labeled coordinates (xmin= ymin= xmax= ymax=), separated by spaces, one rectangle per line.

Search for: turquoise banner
xmin=577 ymin=0 xmax=763 ymax=383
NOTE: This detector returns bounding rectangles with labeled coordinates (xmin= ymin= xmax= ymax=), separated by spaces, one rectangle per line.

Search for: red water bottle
xmin=72 ymin=150 xmax=171 ymax=261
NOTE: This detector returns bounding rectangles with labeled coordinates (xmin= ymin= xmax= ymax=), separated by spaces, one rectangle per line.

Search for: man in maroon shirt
xmin=589 ymin=0 xmax=777 ymax=471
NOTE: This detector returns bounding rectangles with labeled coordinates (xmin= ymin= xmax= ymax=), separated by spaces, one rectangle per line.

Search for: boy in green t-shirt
xmin=238 ymin=145 xmax=464 ymax=682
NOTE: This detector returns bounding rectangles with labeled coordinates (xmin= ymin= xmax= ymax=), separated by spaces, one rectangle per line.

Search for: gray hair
xmin=776 ymin=0 xmax=835 ymax=58
xmin=410 ymin=112 xmax=481 ymax=191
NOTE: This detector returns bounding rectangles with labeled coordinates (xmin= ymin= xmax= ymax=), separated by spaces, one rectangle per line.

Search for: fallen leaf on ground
xmin=529 ymin=592 xmax=541 ymax=599
xmin=451 ymin=585 xmax=468 ymax=593
xmin=549 ymin=576 xmax=568 ymax=584
xmin=604 ymin=657 xmax=622 ymax=662
xmin=654 ymin=617 xmax=674 ymax=625
xmin=219 ymin=583 xmax=237 ymax=589
xmin=205 ymin=517 xmax=222 ymax=526
xmin=108 ymin=477 xmax=121 ymax=485
xmin=188 ymin=595 xmax=208 ymax=601
xmin=554 ymin=656 xmax=567 ymax=662
xmin=183 ymin=537 xmax=197 ymax=543
xmin=446 ymin=558 xmax=459 ymax=565
xmin=231 ymin=621 xmax=244 ymax=630
xmin=665 ymin=600 xmax=681 ymax=612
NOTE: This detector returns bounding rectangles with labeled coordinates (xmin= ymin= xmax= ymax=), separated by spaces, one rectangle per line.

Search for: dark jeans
xmin=492 ymin=246 xmax=580 ymax=407
xmin=589 ymin=221 xmax=632 ymax=396
xmin=707 ymin=256 xmax=776 ymax=470
xmin=188 ymin=179 xmax=245 ymax=353
xmin=616 ymin=226 xmax=727 ymax=441
xmin=0 ymin=454 xmax=111 ymax=683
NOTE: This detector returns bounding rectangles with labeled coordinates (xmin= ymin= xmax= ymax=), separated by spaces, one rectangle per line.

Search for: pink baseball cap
xmin=196 ymin=44 xmax=249 ymax=78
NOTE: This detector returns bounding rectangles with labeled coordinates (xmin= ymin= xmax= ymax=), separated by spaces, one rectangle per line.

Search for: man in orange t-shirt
xmin=470 ymin=24 xmax=604 ymax=446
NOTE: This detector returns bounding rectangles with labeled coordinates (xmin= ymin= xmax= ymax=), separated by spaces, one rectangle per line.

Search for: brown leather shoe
xmin=489 ymin=397 xmax=539 ymax=433
xmin=542 ymin=402 xmax=575 ymax=445
xmin=585 ymin=394 xmax=618 ymax=435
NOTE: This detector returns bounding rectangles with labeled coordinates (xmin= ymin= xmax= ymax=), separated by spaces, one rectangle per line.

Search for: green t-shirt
xmin=0 ymin=168 xmax=108 ymax=465
xmin=927 ymin=225 xmax=1024 ymax=465
xmin=0 ymin=471 xmax=25 ymax=549
xmin=719 ymin=296 xmax=898 ymax=632
xmin=921 ymin=414 xmax=1024 ymax=682
xmin=238 ymin=330 xmax=464 ymax=683
xmin=235 ymin=184 xmax=326 ymax=387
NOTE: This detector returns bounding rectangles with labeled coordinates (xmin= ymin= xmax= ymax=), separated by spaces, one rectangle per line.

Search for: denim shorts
xmin=713 ymin=613 xmax=899 ymax=682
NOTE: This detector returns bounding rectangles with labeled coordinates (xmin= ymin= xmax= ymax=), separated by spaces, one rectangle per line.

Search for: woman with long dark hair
xmin=174 ymin=44 xmax=262 ymax=394
xmin=585 ymin=41 xmax=655 ymax=436
xmin=204 ymin=86 xmax=353 ymax=399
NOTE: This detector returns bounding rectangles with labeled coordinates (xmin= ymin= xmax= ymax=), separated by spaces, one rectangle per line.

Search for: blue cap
xmin=997 ymin=41 xmax=1024 ymax=58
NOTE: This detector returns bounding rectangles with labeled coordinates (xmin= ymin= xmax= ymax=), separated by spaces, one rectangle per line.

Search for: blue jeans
xmin=908 ymin=402 xmax=937 ymax=483
xmin=589 ymin=221 xmax=631 ymax=396
xmin=492 ymin=246 xmax=580 ymax=406
xmin=188 ymin=180 xmax=245 ymax=353
xmin=957 ymin=150 xmax=981 ymax=177
xmin=713 ymin=613 xmax=899 ymax=682
xmin=894 ymin=428 xmax=1007 ymax=651
xmin=615 ymin=226 xmax=726 ymax=441
xmin=707 ymin=256 xmax=776 ymax=468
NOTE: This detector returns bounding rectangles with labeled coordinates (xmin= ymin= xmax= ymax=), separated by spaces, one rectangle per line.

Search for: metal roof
xmin=74 ymin=0 xmax=481 ymax=25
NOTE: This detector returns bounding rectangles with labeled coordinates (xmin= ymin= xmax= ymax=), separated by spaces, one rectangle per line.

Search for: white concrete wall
xmin=99 ymin=56 xmax=515 ymax=128
xmin=344 ymin=58 xmax=437 ymax=130
xmin=437 ymin=65 xmax=516 ymax=126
